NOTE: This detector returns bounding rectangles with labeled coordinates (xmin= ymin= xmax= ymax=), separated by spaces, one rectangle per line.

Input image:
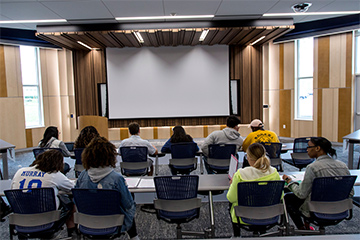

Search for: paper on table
xmin=228 ymin=154 xmax=238 ymax=180
xmin=125 ymin=177 xmax=140 ymax=188
xmin=137 ymin=178 xmax=155 ymax=188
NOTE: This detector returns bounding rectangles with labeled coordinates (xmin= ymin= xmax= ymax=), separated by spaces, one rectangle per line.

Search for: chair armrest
xmin=74 ymin=212 xmax=124 ymax=229
xmin=154 ymin=198 xmax=201 ymax=212
xmin=8 ymin=210 xmax=61 ymax=226
xmin=234 ymin=204 xmax=284 ymax=219
xmin=169 ymin=158 xmax=197 ymax=166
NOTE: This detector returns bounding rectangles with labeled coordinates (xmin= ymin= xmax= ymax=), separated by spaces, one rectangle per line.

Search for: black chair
xmin=283 ymin=137 xmax=315 ymax=171
xmin=72 ymin=188 xmax=125 ymax=239
xmin=294 ymin=176 xmax=356 ymax=235
xmin=64 ymin=142 xmax=75 ymax=152
xmin=74 ymin=148 xmax=85 ymax=177
xmin=4 ymin=188 xmax=67 ymax=240
xmin=169 ymin=142 xmax=198 ymax=175
xmin=261 ymin=142 xmax=283 ymax=172
xmin=120 ymin=146 xmax=152 ymax=176
xmin=205 ymin=144 xmax=237 ymax=174
xmin=32 ymin=147 xmax=64 ymax=158
xmin=154 ymin=175 xmax=207 ymax=239
xmin=234 ymin=180 xmax=286 ymax=237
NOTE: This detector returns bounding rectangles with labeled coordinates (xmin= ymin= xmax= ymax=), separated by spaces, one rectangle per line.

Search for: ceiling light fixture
xmin=250 ymin=36 xmax=266 ymax=45
xmin=133 ymin=32 xmax=144 ymax=43
xmin=116 ymin=15 xmax=214 ymax=21
xmin=263 ymin=11 xmax=360 ymax=17
xmin=0 ymin=19 xmax=67 ymax=24
xmin=199 ymin=29 xmax=209 ymax=41
xmin=77 ymin=41 xmax=92 ymax=50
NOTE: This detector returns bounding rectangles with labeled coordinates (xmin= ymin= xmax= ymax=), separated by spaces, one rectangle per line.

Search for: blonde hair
xmin=246 ymin=143 xmax=271 ymax=172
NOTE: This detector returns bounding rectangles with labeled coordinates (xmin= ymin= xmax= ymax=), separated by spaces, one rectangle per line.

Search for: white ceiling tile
xmin=103 ymin=0 xmax=164 ymax=17
xmin=164 ymin=0 xmax=220 ymax=15
xmin=41 ymin=1 xmax=114 ymax=19
xmin=0 ymin=2 xmax=62 ymax=20
xmin=217 ymin=0 xmax=278 ymax=15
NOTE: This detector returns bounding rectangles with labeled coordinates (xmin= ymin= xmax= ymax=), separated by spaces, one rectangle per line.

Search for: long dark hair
xmin=74 ymin=126 xmax=100 ymax=148
xmin=170 ymin=126 xmax=193 ymax=143
xmin=39 ymin=126 xmax=58 ymax=147
xmin=310 ymin=137 xmax=337 ymax=158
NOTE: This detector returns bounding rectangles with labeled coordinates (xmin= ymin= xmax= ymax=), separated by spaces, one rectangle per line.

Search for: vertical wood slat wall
xmin=264 ymin=31 xmax=353 ymax=142
xmin=73 ymin=45 xmax=263 ymax=127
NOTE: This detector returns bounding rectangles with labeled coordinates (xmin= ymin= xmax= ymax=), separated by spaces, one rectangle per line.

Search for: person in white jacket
xmin=201 ymin=116 xmax=243 ymax=174
xmin=11 ymin=149 xmax=76 ymax=237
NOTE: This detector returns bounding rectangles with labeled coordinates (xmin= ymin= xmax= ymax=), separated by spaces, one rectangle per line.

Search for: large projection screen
xmin=106 ymin=45 xmax=229 ymax=119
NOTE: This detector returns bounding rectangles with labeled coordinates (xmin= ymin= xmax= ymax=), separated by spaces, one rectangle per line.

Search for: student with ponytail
xmin=282 ymin=137 xmax=353 ymax=230
xmin=227 ymin=143 xmax=281 ymax=236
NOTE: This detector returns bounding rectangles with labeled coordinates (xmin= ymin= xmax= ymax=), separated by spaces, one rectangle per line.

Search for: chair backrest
xmin=33 ymin=148 xmax=64 ymax=158
xmin=170 ymin=142 xmax=197 ymax=159
xmin=5 ymin=188 xmax=57 ymax=214
xmin=120 ymin=146 xmax=148 ymax=162
xmin=74 ymin=148 xmax=85 ymax=165
xmin=65 ymin=142 xmax=74 ymax=152
xmin=293 ymin=137 xmax=310 ymax=153
xmin=208 ymin=144 xmax=236 ymax=159
xmin=155 ymin=175 xmax=199 ymax=200
xmin=261 ymin=142 xmax=282 ymax=159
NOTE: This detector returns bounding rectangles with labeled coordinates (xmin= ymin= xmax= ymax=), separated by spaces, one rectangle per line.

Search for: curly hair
xmin=170 ymin=126 xmax=193 ymax=143
xmin=82 ymin=136 xmax=117 ymax=169
xmin=246 ymin=143 xmax=271 ymax=172
xmin=30 ymin=149 xmax=64 ymax=173
xmin=74 ymin=126 xmax=100 ymax=149
xmin=39 ymin=126 xmax=58 ymax=147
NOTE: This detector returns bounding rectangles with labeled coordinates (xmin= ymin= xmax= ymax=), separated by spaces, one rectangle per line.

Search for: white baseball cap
xmin=249 ymin=119 xmax=263 ymax=128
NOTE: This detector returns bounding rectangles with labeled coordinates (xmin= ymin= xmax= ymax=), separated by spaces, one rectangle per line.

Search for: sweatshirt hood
xmin=223 ymin=128 xmax=241 ymax=140
xmin=87 ymin=166 xmax=113 ymax=183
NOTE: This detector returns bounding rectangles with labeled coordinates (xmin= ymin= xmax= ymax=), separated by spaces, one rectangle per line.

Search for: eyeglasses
xmin=306 ymin=145 xmax=316 ymax=149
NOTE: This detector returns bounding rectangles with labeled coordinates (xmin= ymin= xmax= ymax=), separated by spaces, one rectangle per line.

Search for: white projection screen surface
xmin=106 ymin=45 xmax=229 ymax=119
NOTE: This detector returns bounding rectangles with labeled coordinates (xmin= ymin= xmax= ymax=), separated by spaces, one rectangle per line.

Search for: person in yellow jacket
xmin=242 ymin=119 xmax=279 ymax=167
xmin=227 ymin=142 xmax=281 ymax=237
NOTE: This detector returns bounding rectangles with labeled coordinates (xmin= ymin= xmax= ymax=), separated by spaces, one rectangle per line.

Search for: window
xmin=356 ymin=30 xmax=360 ymax=75
xmin=295 ymin=37 xmax=313 ymax=120
xmin=20 ymin=46 xmax=43 ymax=128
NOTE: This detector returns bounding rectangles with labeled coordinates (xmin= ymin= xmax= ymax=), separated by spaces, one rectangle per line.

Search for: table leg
xmin=348 ymin=142 xmax=354 ymax=169
xmin=1 ymin=149 xmax=9 ymax=180
xmin=208 ymin=190 xmax=215 ymax=238
xmin=200 ymin=153 xmax=204 ymax=175
xmin=155 ymin=155 xmax=159 ymax=176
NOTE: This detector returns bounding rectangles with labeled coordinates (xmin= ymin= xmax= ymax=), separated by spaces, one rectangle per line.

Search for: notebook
xmin=228 ymin=154 xmax=238 ymax=180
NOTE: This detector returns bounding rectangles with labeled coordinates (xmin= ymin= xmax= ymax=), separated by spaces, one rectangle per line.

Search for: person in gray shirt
xmin=282 ymin=137 xmax=353 ymax=230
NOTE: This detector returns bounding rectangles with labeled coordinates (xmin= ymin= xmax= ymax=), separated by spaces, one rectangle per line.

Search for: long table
xmin=0 ymin=140 xmax=15 ymax=180
xmin=343 ymin=130 xmax=360 ymax=169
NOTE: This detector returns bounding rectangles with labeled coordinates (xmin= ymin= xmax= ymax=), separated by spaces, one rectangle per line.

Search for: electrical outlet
xmin=283 ymin=124 xmax=286 ymax=129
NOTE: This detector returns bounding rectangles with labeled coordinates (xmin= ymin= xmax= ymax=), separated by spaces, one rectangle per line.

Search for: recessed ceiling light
xmin=250 ymin=36 xmax=266 ymax=45
xmin=133 ymin=32 xmax=144 ymax=43
xmin=77 ymin=41 xmax=92 ymax=50
xmin=0 ymin=19 xmax=67 ymax=24
xmin=263 ymin=11 xmax=360 ymax=17
xmin=199 ymin=30 xmax=209 ymax=42
xmin=116 ymin=15 xmax=214 ymax=21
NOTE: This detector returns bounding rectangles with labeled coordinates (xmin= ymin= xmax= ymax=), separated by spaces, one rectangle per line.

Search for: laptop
xmin=228 ymin=154 xmax=238 ymax=180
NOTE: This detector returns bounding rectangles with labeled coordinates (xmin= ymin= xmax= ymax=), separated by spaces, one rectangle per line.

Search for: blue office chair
xmin=32 ymin=147 xmax=64 ymax=158
xmin=234 ymin=180 xmax=286 ymax=237
xmin=154 ymin=175 xmax=206 ymax=239
xmin=74 ymin=148 xmax=85 ymax=177
xmin=72 ymin=188 xmax=125 ymax=239
xmin=205 ymin=144 xmax=237 ymax=174
xmin=120 ymin=146 xmax=152 ymax=176
xmin=169 ymin=142 xmax=198 ymax=175
xmin=261 ymin=142 xmax=283 ymax=172
xmin=283 ymin=137 xmax=315 ymax=171
xmin=4 ymin=188 xmax=67 ymax=240
xmin=295 ymin=175 xmax=356 ymax=235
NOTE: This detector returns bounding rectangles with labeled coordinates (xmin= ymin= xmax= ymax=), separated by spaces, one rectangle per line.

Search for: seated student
xmin=11 ymin=150 xmax=76 ymax=237
xmin=242 ymin=119 xmax=279 ymax=168
xmin=201 ymin=116 xmax=243 ymax=174
xmin=38 ymin=126 xmax=72 ymax=174
xmin=161 ymin=126 xmax=199 ymax=175
xmin=282 ymin=137 xmax=353 ymax=230
xmin=75 ymin=137 xmax=139 ymax=240
xmin=74 ymin=126 xmax=100 ymax=149
xmin=227 ymin=143 xmax=281 ymax=237
xmin=120 ymin=122 xmax=158 ymax=176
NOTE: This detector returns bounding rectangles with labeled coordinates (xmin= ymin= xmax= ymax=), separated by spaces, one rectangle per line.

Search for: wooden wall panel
xmin=317 ymin=37 xmax=330 ymax=89
xmin=338 ymin=88 xmax=352 ymax=142
xmin=317 ymin=88 xmax=323 ymax=136
xmin=26 ymin=129 xmax=33 ymax=148
xmin=283 ymin=42 xmax=294 ymax=90
xmin=279 ymin=89 xmax=291 ymax=137
xmin=322 ymin=88 xmax=338 ymax=141
xmin=3 ymin=46 xmax=22 ymax=97
xmin=279 ymin=44 xmax=284 ymax=90
xmin=346 ymin=32 xmax=352 ymax=88
xmin=329 ymin=34 xmax=346 ymax=88
xmin=0 ymin=46 xmax=7 ymax=97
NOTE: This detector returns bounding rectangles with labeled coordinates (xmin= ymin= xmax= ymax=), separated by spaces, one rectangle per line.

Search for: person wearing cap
xmin=242 ymin=119 xmax=279 ymax=167
xmin=201 ymin=116 xmax=243 ymax=174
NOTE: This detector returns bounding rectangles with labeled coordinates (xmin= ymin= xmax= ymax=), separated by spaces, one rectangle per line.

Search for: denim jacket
xmin=75 ymin=168 xmax=136 ymax=232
